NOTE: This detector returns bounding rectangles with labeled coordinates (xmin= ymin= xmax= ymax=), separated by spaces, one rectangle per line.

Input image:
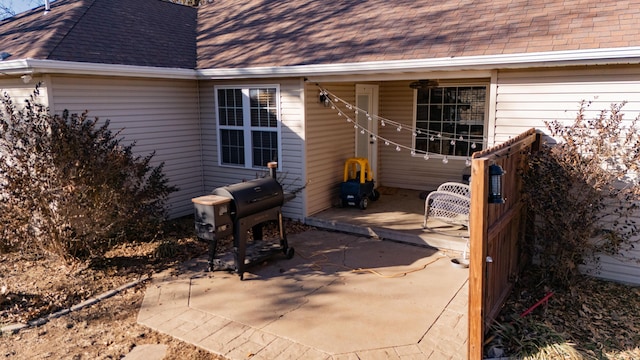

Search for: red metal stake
xmin=520 ymin=291 xmax=554 ymax=317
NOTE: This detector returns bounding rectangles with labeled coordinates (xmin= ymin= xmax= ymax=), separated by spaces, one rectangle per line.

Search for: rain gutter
xmin=1 ymin=47 xmax=640 ymax=80
xmin=197 ymin=46 xmax=640 ymax=80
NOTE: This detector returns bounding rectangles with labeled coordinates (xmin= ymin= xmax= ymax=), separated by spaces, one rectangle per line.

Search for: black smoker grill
xmin=192 ymin=162 xmax=294 ymax=280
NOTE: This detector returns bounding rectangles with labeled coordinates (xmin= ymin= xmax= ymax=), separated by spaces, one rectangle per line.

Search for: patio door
xmin=355 ymin=84 xmax=379 ymax=180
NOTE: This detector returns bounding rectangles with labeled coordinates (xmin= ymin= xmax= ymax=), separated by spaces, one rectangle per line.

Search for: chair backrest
xmin=436 ymin=182 xmax=471 ymax=198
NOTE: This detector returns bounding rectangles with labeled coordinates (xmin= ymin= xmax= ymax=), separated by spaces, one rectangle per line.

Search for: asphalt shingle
xmin=196 ymin=0 xmax=640 ymax=69
xmin=0 ymin=0 xmax=197 ymax=69
xmin=1 ymin=0 xmax=639 ymax=70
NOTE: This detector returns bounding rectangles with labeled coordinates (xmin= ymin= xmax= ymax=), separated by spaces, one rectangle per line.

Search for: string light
xmin=319 ymin=85 xmax=486 ymax=144
xmin=317 ymin=85 xmax=487 ymax=164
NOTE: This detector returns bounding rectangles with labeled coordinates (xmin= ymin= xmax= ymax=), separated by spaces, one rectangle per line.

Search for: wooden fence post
xmin=468 ymin=157 xmax=489 ymax=360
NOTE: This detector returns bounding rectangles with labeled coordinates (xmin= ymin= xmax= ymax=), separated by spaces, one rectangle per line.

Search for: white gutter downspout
xmin=44 ymin=0 xmax=50 ymax=14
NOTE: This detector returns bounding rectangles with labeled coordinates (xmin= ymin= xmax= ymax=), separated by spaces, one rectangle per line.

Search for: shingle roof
xmin=196 ymin=0 xmax=640 ymax=69
xmin=0 ymin=0 xmax=197 ymax=69
xmin=1 ymin=0 xmax=639 ymax=71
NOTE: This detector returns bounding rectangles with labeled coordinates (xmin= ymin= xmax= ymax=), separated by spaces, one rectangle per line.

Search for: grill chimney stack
xmin=268 ymin=162 xmax=277 ymax=180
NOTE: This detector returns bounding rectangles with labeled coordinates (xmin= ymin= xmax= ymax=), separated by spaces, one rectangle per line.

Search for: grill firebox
xmin=192 ymin=162 xmax=294 ymax=280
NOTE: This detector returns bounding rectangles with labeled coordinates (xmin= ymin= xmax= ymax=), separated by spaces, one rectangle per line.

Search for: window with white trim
xmin=414 ymin=86 xmax=486 ymax=157
xmin=216 ymin=86 xmax=281 ymax=168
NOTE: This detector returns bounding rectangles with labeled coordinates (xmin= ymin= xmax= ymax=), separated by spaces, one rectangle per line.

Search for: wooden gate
xmin=468 ymin=128 xmax=540 ymax=359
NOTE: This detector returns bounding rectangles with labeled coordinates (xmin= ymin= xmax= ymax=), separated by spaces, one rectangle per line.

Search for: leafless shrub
xmin=0 ymin=86 xmax=178 ymax=260
xmin=522 ymin=101 xmax=640 ymax=286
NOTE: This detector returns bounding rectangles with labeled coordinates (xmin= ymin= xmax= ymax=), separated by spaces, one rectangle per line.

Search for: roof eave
xmin=2 ymin=47 xmax=640 ymax=81
xmin=0 ymin=59 xmax=197 ymax=79
xmin=196 ymin=47 xmax=640 ymax=80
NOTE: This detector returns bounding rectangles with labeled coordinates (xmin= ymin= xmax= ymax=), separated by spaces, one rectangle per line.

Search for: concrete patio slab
xmin=138 ymin=229 xmax=469 ymax=359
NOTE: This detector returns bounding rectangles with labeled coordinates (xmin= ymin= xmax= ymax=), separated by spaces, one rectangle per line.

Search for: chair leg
xmin=423 ymin=203 xmax=430 ymax=228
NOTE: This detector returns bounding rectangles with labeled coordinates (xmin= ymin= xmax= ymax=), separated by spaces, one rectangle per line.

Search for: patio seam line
xmin=417 ymin=278 xmax=469 ymax=344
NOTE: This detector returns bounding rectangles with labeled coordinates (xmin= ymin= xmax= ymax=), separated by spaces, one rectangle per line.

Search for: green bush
xmin=522 ymin=101 xmax=640 ymax=286
xmin=0 ymin=86 xmax=178 ymax=260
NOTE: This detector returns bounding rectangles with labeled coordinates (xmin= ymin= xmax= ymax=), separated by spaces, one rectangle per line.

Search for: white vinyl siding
xmin=0 ymin=76 xmax=50 ymax=107
xmin=305 ymin=82 xmax=357 ymax=216
xmin=495 ymin=65 xmax=640 ymax=285
xmin=494 ymin=66 xmax=640 ymax=142
xmin=201 ymin=79 xmax=305 ymax=221
xmin=49 ymin=75 xmax=202 ymax=218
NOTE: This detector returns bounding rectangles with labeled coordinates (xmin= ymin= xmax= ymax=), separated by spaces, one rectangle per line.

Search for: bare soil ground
xmin=0 ymin=217 xmax=312 ymax=360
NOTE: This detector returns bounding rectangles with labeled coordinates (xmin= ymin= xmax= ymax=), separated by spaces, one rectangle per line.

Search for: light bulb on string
xmin=442 ymin=156 xmax=449 ymax=164
xmin=437 ymin=133 xmax=442 ymax=138
xmin=396 ymin=126 xmax=402 ymax=132
xmin=410 ymin=150 xmax=416 ymax=156
xmin=423 ymin=153 xmax=430 ymax=160
xmin=412 ymin=132 xmax=417 ymax=137
xmin=459 ymin=135 xmax=464 ymax=141
xmin=353 ymin=124 xmax=358 ymax=129
xmin=381 ymin=120 xmax=386 ymax=127
xmin=372 ymin=135 xmax=377 ymax=141
xmin=450 ymin=140 xmax=456 ymax=146
xmin=471 ymin=143 xmax=477 ymax=149
xmin=465 ymin=158 xmax=472 ymax=167
xmin=331 ymin=105 xmax=336 ymax=110
xmin=417 ymin=129 xmax=422 ymax=135
xmin=430 ymin=136 xmax=435 ymax=141
xmin=384 ymin=140 xmax=390 ymax=146
xmin=395 ymin=145 xmax=401 ymax=152
xmin=360 ymin=129 xmax=365 ymax=134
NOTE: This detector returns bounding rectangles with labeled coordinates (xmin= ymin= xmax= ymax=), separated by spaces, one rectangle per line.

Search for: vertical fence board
xmin=468 ymin=129 xmax=539 ymax=360
xmin=468 ymin=158 xmax=489 ymax=360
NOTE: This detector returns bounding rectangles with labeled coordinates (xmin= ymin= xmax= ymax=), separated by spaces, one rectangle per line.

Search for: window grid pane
xmin=415 ymin=86 xmax=485 ymax=157
xmin=220 ymin=129 xmax=245 ymax=165
xmin=250 ymin=88 xmax=277 ymax=128
xmin=252 ymin=131 xmax=278 ymax=168
xmin=218 ymin=89 xmax=243 ymax=126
